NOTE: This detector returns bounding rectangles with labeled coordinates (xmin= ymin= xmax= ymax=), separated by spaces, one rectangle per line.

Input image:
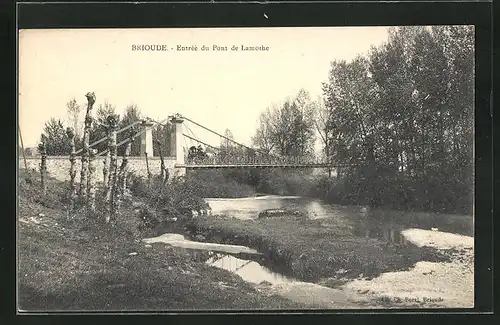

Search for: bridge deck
xmin=178 ymin=163 xmax=353 ymax=169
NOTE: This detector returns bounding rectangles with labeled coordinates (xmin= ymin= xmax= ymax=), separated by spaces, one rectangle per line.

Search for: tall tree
xmin=89 ymin=101 xmax=118 ymax=153
xmin=40 ymin=118 xmax=71 ymax=155
xmin=319 ymin=25 xmax=474 ymax=213
xmin=118 ymin=104 xmax=142 ymax=156
xmin=311 ymin=96 xmax=335 ymax=175
xmin=221 ymin=128 xmax=234 ymax=149
xmin=153 ymin=122 xmax=172 ymax=157
xmin=66 ymin=98 xmax=82 ymax=141
xmin=252 ymin=92 xmax=315 ymax=159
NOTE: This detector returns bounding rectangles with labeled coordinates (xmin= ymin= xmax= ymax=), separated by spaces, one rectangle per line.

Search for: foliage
xmin=187 ymin=145 xmax=208 ymax=163
xmin=39 ymin=118 xmax=72 ymax=155
xmin=89 ymin=101 xmax=118 ymax=153
xmin=252 ymin=89 xmax=316 ymax=158
xmin=318 ymin=26 xmax=474 ymax=214
xmin=128 ymin=173 xmax=210 ymax=225
xmin=66 ymin=98 xmax=82 ymax=141
xmin=185 ymin=169 xmax=255 ymax=198
xmin=118 ymin=104 xmax=142 ymax=156
xmin=153 ymin=122 xmax=172 ymax=157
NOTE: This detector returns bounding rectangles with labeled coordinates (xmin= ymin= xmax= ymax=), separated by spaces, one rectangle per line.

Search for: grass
xmin=180 ymin=214 xmax=449 ymax=284
xmin=17 ymin=169 xmax=304 ymax=311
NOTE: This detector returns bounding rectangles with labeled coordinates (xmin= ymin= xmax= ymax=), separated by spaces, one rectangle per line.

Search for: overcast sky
xmin=19 ymin=27 xmax=390 ymax=148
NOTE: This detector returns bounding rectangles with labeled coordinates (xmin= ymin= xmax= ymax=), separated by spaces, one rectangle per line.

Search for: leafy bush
xmin=184 ymin=170 xmax=255 ymax=198
xmin=128 ymin=173 xmax=209 ymax=227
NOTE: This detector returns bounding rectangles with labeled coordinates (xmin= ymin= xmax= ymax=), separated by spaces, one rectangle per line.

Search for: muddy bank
xmin=143 ymin=233 xmax=261 ymax=255
xmin=339 ymin=229 xmax=474 ymax=308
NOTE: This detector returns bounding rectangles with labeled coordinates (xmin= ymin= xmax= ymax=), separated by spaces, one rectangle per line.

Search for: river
xmin=205 ymin=195 xmax=473 ymax=238
xmin=146 ymin=194 xmax=474 ymax=308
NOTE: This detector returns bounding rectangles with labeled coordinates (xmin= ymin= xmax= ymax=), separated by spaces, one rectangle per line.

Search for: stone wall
xmin=19 ymin=156 xmax=180 ymax=182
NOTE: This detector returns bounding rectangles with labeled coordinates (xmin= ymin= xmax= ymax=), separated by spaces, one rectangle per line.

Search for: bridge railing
xmin=186 ymin=155 xmax=331 ymax=166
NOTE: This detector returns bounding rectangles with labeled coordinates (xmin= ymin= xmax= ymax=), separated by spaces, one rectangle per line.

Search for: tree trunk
xmin=66 ymin=128 xmax=77 ymax=213
xmin=156 ymin=139 xmax=167 ymax=183
xmin=105 ymin=115 xmax=118 ymax=223
xmin=116 ymin=141 xmax=131 ymax=211
xmin=144 ymin=151 xmax=152 ymax=185
xmin=79 ymin=92 xmax=96 ymax=199
xmin=87 ymin=148 xmax=97 ymax=213
xmin=103 ymin=129 xmax=110 ymax=189
xmin=118 ymin=129 xmax=137 ymax=206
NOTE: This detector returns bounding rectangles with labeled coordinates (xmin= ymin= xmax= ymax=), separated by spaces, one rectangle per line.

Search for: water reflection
xmin=205 ymin=196 xmax=473 ymax=237
xmin=350 ymin=217 xmax=408 ymax=246
xmin=206 ymin=252 xmax=293 ymax=285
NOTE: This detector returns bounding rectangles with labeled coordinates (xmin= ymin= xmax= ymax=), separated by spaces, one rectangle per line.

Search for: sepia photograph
xmin=17 ymin=26 xmax=475 ymax=311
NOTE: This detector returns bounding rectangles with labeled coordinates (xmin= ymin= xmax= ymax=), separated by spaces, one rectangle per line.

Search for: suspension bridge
xmin=75 ymin=113 xmax=353 ymax=175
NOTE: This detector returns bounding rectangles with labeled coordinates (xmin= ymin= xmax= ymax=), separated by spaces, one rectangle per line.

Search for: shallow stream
xmin=144 ymin=195 xmax=473 ymax=308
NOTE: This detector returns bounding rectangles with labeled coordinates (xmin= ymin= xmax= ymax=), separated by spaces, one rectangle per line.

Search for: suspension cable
xmin=182 ymin=133 xmax=220 ymax=151
xmin=96 ymin=127 xmax=145 ymax=157
xmin=75 ymin=120 xmax=142 ymax=155
xmin=177 ymin=114 xmax=255 ymax=152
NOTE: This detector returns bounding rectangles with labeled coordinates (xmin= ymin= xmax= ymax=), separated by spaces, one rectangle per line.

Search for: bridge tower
xmin=140 ymin=120 xmax=154 ymax=158
xmin=170 ymin=115 xmax=186 ymax=176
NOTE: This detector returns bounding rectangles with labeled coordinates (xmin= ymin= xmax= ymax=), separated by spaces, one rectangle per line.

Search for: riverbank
xmin=18 ymin=169 xmax=304 ymax=310
xmin=177 ymin=212 xmax=448 ymax=284
xmin=163 ymin=211 xmax=474 ymax=308
xmin=170 ymin=211 xmax=473 ymax=308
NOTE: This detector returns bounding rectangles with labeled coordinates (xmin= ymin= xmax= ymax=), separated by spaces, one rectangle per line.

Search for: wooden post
xmin=37 ymin=140 xmax=47 ymax=195
xmin=105 ymin=114 xmax=118 ymax=223
xmin=79 ymin=92 xmax=96 ymax=198
xmin=66 ymin=127 xmax=77 ymax=213
xmin=18 ymin=126 xmax=28 ymax=170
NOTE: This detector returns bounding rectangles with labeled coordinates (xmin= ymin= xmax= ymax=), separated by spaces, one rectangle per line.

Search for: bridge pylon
xmin=170 ymin=115 xmax=186 ymax=176
xmin=140 ymin=120 xmax=154 ymax=158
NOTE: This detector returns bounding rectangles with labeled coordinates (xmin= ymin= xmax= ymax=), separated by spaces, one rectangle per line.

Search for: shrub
xmin=128 ymin=172 xmax=209 ymax=228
